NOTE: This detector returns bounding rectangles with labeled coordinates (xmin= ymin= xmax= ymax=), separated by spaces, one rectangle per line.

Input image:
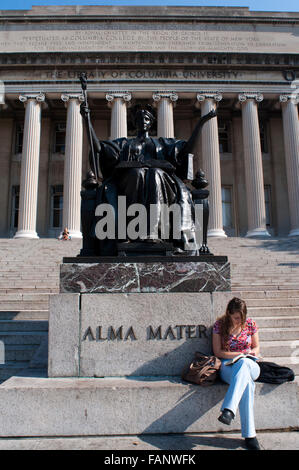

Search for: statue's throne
xmin=79 ymin=169 xmax=211 ymax=258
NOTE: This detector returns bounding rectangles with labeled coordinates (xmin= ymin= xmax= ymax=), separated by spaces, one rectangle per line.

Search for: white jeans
xmin=220 ymin=358 xmax=260 ymax=438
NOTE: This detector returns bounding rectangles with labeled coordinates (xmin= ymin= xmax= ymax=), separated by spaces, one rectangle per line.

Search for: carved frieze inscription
xmin=0 ymin=68 xmax=292 ymax=85
xmin=0 ymin=23 xmax=298 ymax=53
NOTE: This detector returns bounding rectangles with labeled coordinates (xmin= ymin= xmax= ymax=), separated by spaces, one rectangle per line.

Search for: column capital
xmin=152 ymin=92 xmax=178 ymax=103
xmin=196 ymin=92 xmax=222 ymax=103
xmin=238 ymin=93 xmax=263 ymax=103
xmin=61 ymin=93 xmax=85 ymax=105
xmin=19 ymin=93 xmax=45 ymax=104
xmin=279 ymin=94 xmax=299 ymax=105
xmin=105 ymin=92 xmax=132 ymax=105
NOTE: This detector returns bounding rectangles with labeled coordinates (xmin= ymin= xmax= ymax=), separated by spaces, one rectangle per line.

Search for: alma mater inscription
xmin=82 ymin=324 xmax=208 ymax=341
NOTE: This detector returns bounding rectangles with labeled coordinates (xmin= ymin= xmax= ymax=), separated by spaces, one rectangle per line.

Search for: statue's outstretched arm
xmin=177 ymin=109 xmax=217 ymax=160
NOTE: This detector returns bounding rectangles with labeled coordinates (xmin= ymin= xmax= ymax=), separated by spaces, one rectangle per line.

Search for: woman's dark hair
xmin=218 ymin=297 xmax=247 ymax=350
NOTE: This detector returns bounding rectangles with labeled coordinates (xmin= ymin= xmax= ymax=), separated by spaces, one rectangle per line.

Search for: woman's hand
xmin=248 ymin=348 xmax=260 ymax=357
xmin=80 ymin=103 xmax=90 ymax=118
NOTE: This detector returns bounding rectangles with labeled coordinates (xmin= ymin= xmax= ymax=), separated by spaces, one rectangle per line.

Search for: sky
xmin=0 ymin=0 xmax=298 ymax=13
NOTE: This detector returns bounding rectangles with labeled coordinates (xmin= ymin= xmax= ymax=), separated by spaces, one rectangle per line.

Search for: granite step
xmin=231 ymin=262 xmax=299 ymax=266
xmin=0 ymin=289 xmax=58 ymax=294
xmin=0 ymin=362 xmax=31 ymax=381
xmin=233 ymin=275 xmax=299 ymax=280
xmin=260 ymin=340 xmax=297 ymax=357
xmin=0 ymin=275 xmax=58 ymax=280
xmin=0 ymin=265 xmax=58 ymax=270
xmin=240 ymin=262 xmax=295 ymax=265
xmin=0 ymin=294 xmax=50 ymax=302
xmin=4 ymin=344 xmax=39 ymax=362
xmin=0 ymin=311 xmax=48 ymax=321
xmin=0 ymin=283 xmax=58 ymax=289
xmin=0 ymin=282 xmax=58 ymax=287
xmin=259 ymin=327 xmax=299 ymax=341
xmin=0 ymin=376 xmax=297 ymax=436
xmin=232 ymin=284 xmax=299 ymax=291
xmin=246 ymin=298 xmax=299 ymax=307
xmin=0 ymin=315 xmax=48 ymax=382
xmin=0 ymin=302 xmax=49 ymax=311
xmin=233 ymin=278 xmax=299 ymax=282
xmin=0 ymin=331 xmax=48 ymax=345
xmin=233 ymin=279 xmax=299 ymax=284
xmin=234 ymin=290 xmax=299 ymax=298
xmin=248 ymin=307 xmax=299 ymax=316
xmin=232 ymin=265 xmax=299 ymax=270
xmin=232 ymin=276 xmax=299 ymax=282
xmin=256 ymin=316 xmax=299 ymax=328
xmin=0 ymin=321 xmax=48 ymax=332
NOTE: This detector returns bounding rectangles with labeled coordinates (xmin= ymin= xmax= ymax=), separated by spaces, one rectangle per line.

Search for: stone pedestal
xmin=50 ymin=257 xmax=230 ymax=378
xmin=60 ymin=256 xmax=230 ymax=294
xmin=48 ymin=292 xmax=216 ymax=378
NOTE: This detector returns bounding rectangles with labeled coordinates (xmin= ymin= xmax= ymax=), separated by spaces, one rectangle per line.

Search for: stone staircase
xmin=0 ymin=238 xmax=81 ymax=382
xmin=0 ymin=236 xmax=299 ymax=383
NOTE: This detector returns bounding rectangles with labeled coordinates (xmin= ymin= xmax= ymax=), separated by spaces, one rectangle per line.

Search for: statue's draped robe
xmin=91 ymin=136 xmax=198 ymax=255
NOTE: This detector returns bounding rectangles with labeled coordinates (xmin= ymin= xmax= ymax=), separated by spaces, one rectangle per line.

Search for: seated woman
xmin=212 ymin=297 xmax=261 ymax=450
xmin=58 ymin=227 xmax=71 ymax=241
xmin=80 ymin=102 xmax=216 ymax=255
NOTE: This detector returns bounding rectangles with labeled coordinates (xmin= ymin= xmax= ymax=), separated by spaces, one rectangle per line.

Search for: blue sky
xmin=0 ymin=0 xmax=298 ymax=13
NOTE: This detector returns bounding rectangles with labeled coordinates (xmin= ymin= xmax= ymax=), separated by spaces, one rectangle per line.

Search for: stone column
xmin=197 ymin=93 xmax=227 ymax=238
xmin=61 ymin=93 xmax=84 ymax=239
xmin=152 ymin=92 xmax=178 ymax=138
xmin=239 ymin=93 xmax=270 ymax=237
xmin=0 ymin=99 xmax=12 ymax=236
xmin=280 ymin=94 xmax=299 ymax=236
xmin=106 ymin=92 xmax=132 ymax=139
xmin=14 ymin=93 xmax=45 ymax=239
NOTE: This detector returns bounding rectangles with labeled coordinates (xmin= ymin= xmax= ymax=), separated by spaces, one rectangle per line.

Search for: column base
xmin=245 ymin=228 xmax=271 ymax=238
xmin=288 ymin=228 xmax=299 ymax=237
xmin=207 ymin=228 xmax=227 ymax=238
xmin=14 ymin=230 xmax=39 ymax=239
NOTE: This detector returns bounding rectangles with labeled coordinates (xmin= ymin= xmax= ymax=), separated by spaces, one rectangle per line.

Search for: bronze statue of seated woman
xmin=80 ymin=97 xmax=216 ymax=256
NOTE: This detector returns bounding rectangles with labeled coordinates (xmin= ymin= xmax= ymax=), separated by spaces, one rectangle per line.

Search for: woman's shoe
xmin=218 ymin=408 xmax=234 ymax=425
xmin=244 ymin=437 xmax=261 ymax=450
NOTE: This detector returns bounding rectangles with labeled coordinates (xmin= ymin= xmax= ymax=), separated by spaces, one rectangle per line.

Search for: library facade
xmin=0 ymin=5 xmax=298 ymax=239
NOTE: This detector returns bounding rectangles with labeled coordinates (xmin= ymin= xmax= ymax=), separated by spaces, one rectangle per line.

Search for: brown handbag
xmin=182 ymin=351 xmax=221 ymax=386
